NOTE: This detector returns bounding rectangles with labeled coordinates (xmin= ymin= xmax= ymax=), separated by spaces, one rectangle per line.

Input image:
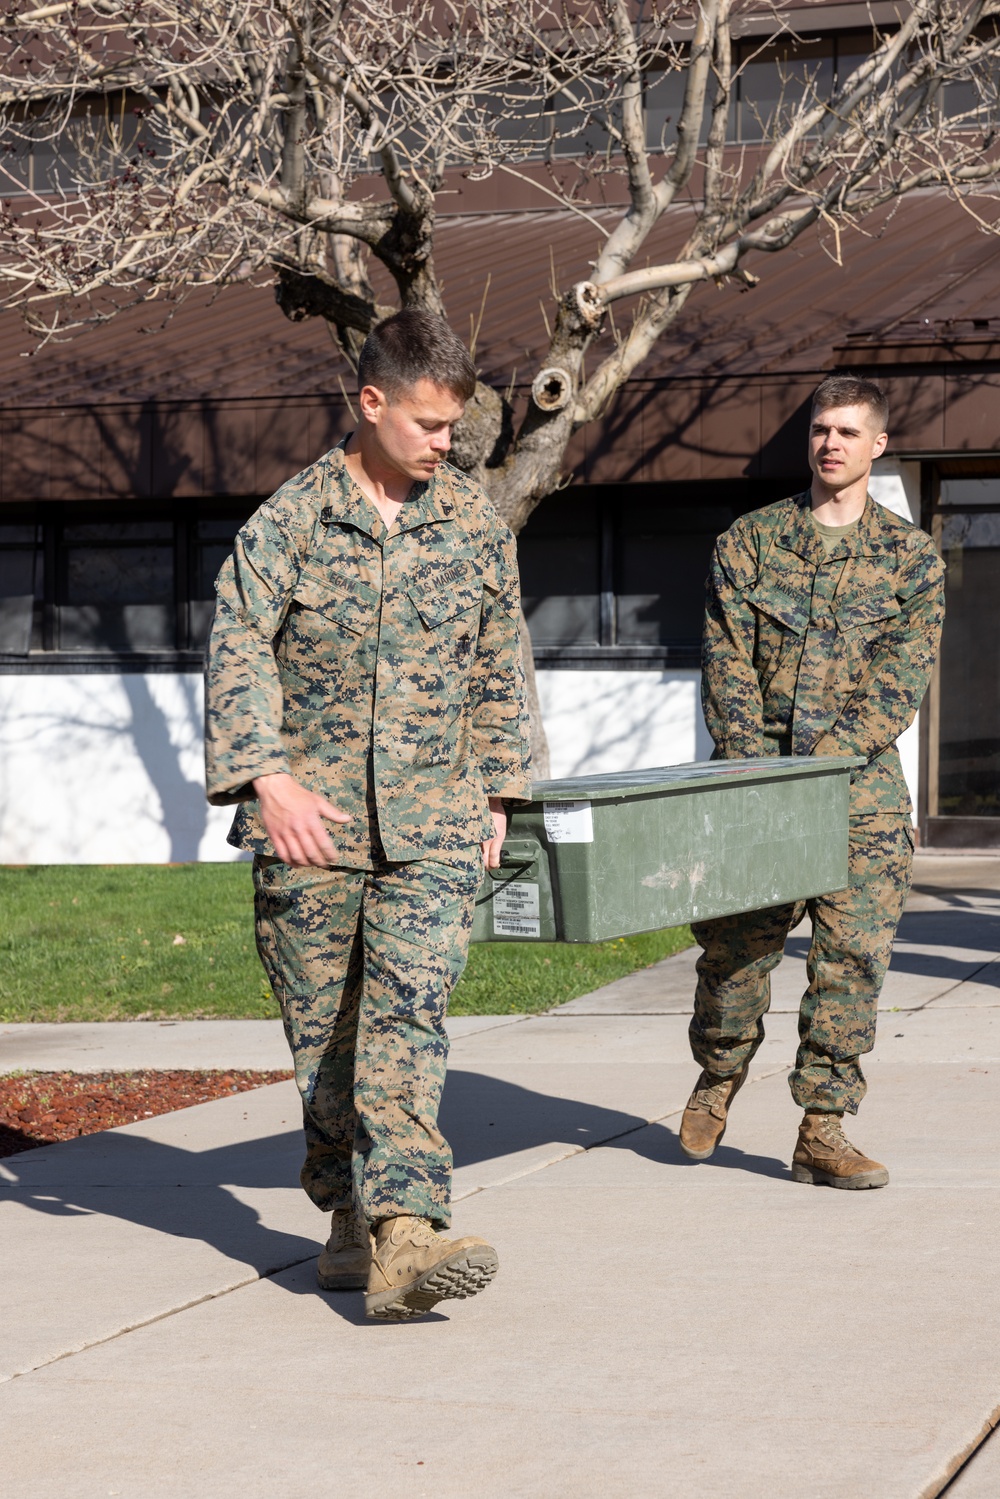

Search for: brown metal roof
xmin=0 ymin=188 xmax=994 ymax=411
xmin=0 ymin=188 xmax=996 ymax=497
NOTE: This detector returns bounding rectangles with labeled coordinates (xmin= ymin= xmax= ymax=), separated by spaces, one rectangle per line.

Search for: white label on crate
xmin=543 ymin=800 xmax=594 ymax=844
xmin=493 ymin=881 xmax=541 ymax=938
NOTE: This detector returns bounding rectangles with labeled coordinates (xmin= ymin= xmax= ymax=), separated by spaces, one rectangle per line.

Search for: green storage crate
xmin=471 ymin=755 xmax=863 ymax=943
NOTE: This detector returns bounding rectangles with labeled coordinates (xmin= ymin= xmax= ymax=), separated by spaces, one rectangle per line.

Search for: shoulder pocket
xmin=292 ymin=567 xmax=376 ymax=636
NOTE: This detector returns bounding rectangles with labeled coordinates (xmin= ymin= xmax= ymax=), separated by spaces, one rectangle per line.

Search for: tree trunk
xmin=518 ymin=613 xmax=550 ymax=780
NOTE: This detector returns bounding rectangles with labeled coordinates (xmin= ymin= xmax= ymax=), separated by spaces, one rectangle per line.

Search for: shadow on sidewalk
xmin=442 ymin=1072 xmax=789 ymax=1182
xmin=783 ymin=906 xmax=1000 ymax=984
xmin=0 ymin=1070 xmax=788 ymax=1305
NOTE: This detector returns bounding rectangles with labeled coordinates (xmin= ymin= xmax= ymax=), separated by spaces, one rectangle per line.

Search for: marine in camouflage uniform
xmin=685 ymin=478 xmax=944 ymax=1176
xmin=205 ymin=438 xmax=530 ymax=1235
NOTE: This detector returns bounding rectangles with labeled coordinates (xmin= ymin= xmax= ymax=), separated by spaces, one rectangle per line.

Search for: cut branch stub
xmin=531 ymin=366 xmax=573 ymax=412
xmin=573 ymin=281 xmax=605 ymax=328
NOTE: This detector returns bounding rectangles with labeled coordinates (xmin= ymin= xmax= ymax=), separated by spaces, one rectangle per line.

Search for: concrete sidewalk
xmin=1 ymin=855 xmax=999 ymax=1497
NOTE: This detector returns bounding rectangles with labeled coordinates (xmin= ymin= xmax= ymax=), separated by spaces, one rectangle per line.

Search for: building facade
xmin=1 ymin=9 xmax=998 ymax=859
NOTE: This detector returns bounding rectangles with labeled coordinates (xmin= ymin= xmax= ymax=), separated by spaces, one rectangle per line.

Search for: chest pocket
xmin=409 ymin=577 xmax=482 ymax=631
xmin=291 ymin=567 xmax=377 ymax=636
xmin=833 ymin=583 xmax=901 ymax=632
xmin=746 ymin=583 xmax=810 ymax=636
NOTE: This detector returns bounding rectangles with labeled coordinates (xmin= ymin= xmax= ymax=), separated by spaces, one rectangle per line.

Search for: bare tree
xmin=1 ymin=0 xmax=998 ymax=766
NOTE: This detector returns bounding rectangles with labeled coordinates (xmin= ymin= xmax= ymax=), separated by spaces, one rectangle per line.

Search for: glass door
xmin=926 ymin=473 xmax=1000 ymax=847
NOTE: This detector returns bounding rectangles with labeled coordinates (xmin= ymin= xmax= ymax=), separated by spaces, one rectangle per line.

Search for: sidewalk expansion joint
xmin=2 ymin=1257 xmax=317 ymax=1387
xmin=455 ymin=1062 xmax=792 ymax=1200
xmin=5 ymin=1062 xmax=792 ymax=1383
xmin=906 ymin=953 xmax=1000 ymax=1014
xmin=923 ymin=1402 xmax=1000 ymax=1498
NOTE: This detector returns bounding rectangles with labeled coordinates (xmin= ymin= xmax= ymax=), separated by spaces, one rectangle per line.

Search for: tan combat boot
xmin=365 ymin=1215 xmax=499 ymax=1322
xmin=679 ymin=1063 xmax=750 ymax=1160
xmin=791 ymin=1112 xmax=889 ymax=1190
xmin=316 ymin=1207 xmax=372 ymax=1291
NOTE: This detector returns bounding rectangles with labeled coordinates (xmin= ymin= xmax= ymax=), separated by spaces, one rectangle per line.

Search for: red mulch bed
xmin=0 ymin=1070 xmax=293 ymax=1158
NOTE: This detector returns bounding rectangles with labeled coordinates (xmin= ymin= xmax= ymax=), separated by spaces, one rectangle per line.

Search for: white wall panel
xmin=536 ymin=669 xmax=714 ymax=779
xmin=0 ymin=674 xmax=241 ymax=863
xmin=0 ymin=666 xmax=921 ymax=862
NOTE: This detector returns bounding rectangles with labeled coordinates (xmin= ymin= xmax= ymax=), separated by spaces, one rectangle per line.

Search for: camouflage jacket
xmin=204 ymin=441 xmax=532 ymax=865
xmin=702 ymin=492 xmax=945 ymax=820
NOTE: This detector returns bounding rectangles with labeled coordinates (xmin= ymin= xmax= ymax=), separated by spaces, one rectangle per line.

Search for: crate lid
xmin=530 ymin=755 xmax=865 ymax=804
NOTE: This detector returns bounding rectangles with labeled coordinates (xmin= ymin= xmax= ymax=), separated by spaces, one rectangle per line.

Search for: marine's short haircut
xmin=811 ymin=373 xmax=889 ymax=432
xmin=357 ymin=308 xmax=477 ymax=402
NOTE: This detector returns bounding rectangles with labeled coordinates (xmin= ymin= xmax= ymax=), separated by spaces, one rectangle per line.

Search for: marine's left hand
xmin=481 ymin=797 xmax=508 ymax=870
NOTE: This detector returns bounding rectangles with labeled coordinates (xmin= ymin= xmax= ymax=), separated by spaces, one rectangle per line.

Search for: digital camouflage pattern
xmin=694 ymin=493 xmax=944 ymax=1112
xmin=690 ymin=818 xmax=912 ymax=1114
xmin=205 ymin=439 xmax=532 ymax=864
xmin=253 ymin=849 xmax=482 ymax=1227
xmin=702 ymin=492 xmax=945 ymax=821
xmin=204 ymin=439 xmax=530 ymax=1228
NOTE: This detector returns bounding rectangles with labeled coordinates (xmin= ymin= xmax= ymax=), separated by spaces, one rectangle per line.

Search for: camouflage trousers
xmin=689 ymin=818 xmax=913 ymax=1114
xmin=252 ymin=850 xmax=482 ymax=1230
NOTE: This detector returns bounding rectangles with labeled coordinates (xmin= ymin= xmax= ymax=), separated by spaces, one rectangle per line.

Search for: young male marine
xmin=204 ymin=309 xmax=531 ymax=1319
xmin=680 ymin=375 xmax=945 ymax=1187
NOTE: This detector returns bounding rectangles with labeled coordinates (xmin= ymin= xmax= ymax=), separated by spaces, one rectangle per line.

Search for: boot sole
xmin=679 ymin=1124 xmax=726 ymax=1161
xmin=317 ymin=1269 xmax=370 ymax=1291
xmin=365 ymin=1246 xmax=499 ymax=1322
xmin=790 ymin=1163 xmax=889 ymax=1189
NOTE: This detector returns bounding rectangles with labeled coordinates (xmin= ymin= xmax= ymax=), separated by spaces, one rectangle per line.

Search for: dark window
xmin=519 ymin=493 xmax=601 ymax=646
xmin=0 ymin=503 xmax=255 ymax=671
xmin=616 ymin=503 xmax=734 ymax=646
xmin=2 ymin=485 xmax=788 ymax=673
xmin=0 ymin=523 xmax=41 ymax=653
xmin=933 ymin=481 xmax=1000 ymax=819
xmin=735 ymin=39 xmax=833 ymax=142
xmin=517 ymin=483 xmax=781 ymax=668
xmin=644 ymin=32 xmax=890 ymax=150
xmin=57 ymin=518 xmax=175 ymax=652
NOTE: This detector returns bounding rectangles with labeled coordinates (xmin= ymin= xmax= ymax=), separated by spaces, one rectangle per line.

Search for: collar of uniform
xmin=776 ymin=493 xmax=826 ymax=565
xmin=317 ymin=441 xmax=457 ymax=537
xmin=841 ymin=495 xmax=895 ymax=558
xmin=778 ymin=491 xmax=890 ymax=563
xmin=391 ymin=466 xmax=457 ymax=533
xmin=318 ymin=441 xmax=383 ymax=539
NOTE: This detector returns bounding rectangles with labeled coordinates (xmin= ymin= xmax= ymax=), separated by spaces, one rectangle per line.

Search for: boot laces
xmin=692 ymin=1073 xmax=735 ymax=1111
xmin=329 ymin=1208 xmax=366 ymax=1251
xmin=401 ymin=1217 xmax=441 ymax=1248
xmin=812 ymin=1115 xmax=863 ymax=1156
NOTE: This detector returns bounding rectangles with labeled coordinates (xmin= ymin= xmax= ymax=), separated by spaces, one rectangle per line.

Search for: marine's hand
xmin=253 ymin=772 xmax=352 ymax=868
xmin=481 ymin=797 xmax=508 ymax=870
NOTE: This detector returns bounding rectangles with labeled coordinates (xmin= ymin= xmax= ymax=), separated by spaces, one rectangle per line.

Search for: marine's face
xmin=359 ymin=377 xmax=466 ymax=481
xmin=808 ymin=403 xmax=888 ymax=491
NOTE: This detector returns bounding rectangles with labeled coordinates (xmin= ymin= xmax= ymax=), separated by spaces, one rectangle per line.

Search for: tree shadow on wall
xmin=119 ymin=673 xmax=213 ymax=862
xmin=6 ymin=378 xmax=348 ymax=862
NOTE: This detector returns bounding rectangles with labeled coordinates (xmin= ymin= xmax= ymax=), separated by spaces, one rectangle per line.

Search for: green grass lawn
xmin=0 ymin=865 xmax=693 ymax=1023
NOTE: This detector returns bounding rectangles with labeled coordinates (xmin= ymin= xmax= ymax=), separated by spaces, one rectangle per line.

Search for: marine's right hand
xmin=252 ymin=772 xmax=352 ymax=868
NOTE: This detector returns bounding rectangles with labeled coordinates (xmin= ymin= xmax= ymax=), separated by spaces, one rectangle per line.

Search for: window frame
xmin=0 ymin=500 xmax=254 ymax=673
xmin=921 ymin=460 xmax=1000 ymax=845
xmin=522 ymin=481 xmax=798 ymax=671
